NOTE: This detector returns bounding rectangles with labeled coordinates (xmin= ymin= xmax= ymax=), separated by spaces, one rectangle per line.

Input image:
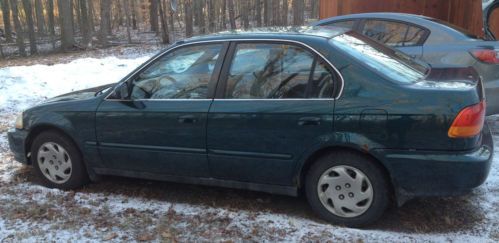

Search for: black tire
xmin=305 ymin=151 xmax=389 ymax=227
xmin=30 ymin=130 xmax=89 ymax=189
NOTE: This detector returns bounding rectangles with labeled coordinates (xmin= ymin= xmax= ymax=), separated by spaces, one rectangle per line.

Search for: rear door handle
xmin=298 ymin=117 xmax=321 ymax=126
xmin=178 ymin=115 xmax=198 ymax=124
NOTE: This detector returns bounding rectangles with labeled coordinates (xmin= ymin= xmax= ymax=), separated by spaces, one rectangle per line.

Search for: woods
xmin=0 ymin=0 xmax=320 ymax=58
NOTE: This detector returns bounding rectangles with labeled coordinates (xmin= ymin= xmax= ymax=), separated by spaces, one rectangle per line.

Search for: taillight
xmin=470 ymin=49 xmax=499 ymax=64
xmin=448 ymin=101 xmax=486 ymax=138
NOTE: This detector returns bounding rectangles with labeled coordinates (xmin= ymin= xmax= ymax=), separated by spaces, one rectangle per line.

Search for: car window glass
xmin=131 ymin=44 xmax=222 ymax=99
xmin=362 ymin=20 xmax=425 ymax=47
xmin=324 ymin=20 xmax=356 ymax=30
xmin=310 ymin=60 xmax=334 ymax=98
xmin=330 ymin=32 xmax=427 ymax=83
xmin=225 ymin=43 xmax=334 ymax=99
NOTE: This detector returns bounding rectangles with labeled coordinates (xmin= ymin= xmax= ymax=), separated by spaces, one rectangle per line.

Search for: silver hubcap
xmin=37 ymin=142 xmax=72 ymax=184
xmin=317 ymin=165 xmax=373 ymax=218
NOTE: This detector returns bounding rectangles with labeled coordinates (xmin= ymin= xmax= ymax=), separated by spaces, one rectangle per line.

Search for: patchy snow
xmin=0 ymin=57 xmax=498 ymax=242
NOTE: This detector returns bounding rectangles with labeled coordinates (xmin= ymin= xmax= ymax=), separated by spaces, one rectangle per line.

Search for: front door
xmin=96 ymin=43 xmax=226 ymax=177
xmin=207 ymin=42 xmax=338 ymax=185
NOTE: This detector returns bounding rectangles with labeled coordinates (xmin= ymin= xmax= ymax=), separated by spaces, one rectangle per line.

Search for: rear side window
xmin=361 ymin=20 xmax=426 ymax=47
xmin=225 ymin=43 xmax=335 ymax=99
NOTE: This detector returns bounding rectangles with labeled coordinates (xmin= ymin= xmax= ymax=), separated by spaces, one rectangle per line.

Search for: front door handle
xmin=178 ymin=115 xmax=198 ymax=124
xmin=298 ymin=117 xmax=321 ymax=126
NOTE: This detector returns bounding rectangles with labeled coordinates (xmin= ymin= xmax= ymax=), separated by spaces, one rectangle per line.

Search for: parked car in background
xmin=313 ymin=13 xmax=499 ymax=115
xmin=8 ymin=27 xmax=494 ymax=227
xmin=483 ymin=0 xmax=499 ymax=40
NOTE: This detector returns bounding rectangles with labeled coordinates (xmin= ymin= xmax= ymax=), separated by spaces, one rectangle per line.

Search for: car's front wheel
xmin=31 ymin=130 xmax=89 ymax=189
xmin=305 ymin=151 xmax=389 ymax=227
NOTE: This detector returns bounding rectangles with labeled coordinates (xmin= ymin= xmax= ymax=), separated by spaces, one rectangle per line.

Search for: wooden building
xmin=319 ymin=0 xmax=499 ymax=38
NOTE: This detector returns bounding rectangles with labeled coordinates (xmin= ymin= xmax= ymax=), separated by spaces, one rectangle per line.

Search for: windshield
xmin=330 ymin=32 xmax=429 ymax=84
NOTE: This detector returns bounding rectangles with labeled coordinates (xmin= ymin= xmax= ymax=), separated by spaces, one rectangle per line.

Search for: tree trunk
xmin=9 ymin=0 xmax=25 ymax=56
xmin=34 ymin=0 xmax=45 ymax=34
xmin=292 ymin=0 xmax=304 ymax=26
xmin=227 ymin=0 xmax=236 ymax=30
xmin=123 ymin=0 xmax=132 ymax=43
xmin=263 ymin=0 xmax=270 ymax=26
xmin=88 ymin=0 xmax=95 ymax=32
xmin=59 ymin=0 xmax=75 ymax=51
xmin=208 ymin=0 xmax=215 ymax=32
xmin=310 ymin=0 xmax=318 ymax=19
xmin=158 ymin=0 xmax=169 ymax=44
xmin=79 ymin=0 xmax=91 ymax=47
xmin=69 ymin=0 xmax=75 ymax=33
xmin=241 ymin=0 xmax=249 ymax=29
xmin=22 ymin=0 xmax=38 ymax=55
xmin=47 ymin=0 xmax=55 ymax=48
xmin=1 ymin=0 xmax=13 ymax=42
xmin=99 ymin=0 xmax=111 ymax=46
xmin=194 ymin=0 xmax=205 ymax=34
xmin=131 ymin=0 xmax=137 ymax=29
xmin=184 ymin=0 xmax=193 ymax=37
xmin=149 ymin=0 xmax=159 ymax=32
xmin=272 ymin=0 xmax=280 ymax=26
xmin=220 ymin=0 xmax=226 ymax=30
xmin=255 ymin=0 xmax=262 ymax=27
xmin=281 ymin=0 xmax=288 ymax=26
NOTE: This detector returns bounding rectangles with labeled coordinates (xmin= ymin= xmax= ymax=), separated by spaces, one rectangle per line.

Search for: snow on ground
xmin=0 ymin=57 xmax=498 ymax=242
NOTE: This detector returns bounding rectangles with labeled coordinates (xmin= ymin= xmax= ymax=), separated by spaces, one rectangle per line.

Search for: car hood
xmin=42 ymin=83 xmax=115 ymax=104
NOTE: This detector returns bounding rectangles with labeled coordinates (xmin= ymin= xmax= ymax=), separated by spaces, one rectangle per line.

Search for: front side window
xmin=361 ymin=20 xmax=426 ymax=47
xmin=131 ymin=44 xmax=223 ymax=99
xmin=225 ymin=43 xmax=335 ymax=99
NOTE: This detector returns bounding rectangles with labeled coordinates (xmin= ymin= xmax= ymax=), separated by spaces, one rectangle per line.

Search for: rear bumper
xmin=7 ymin=129 xmax=29 ymax=164
xmin=373 ymin=124 xmax=494 ymax=205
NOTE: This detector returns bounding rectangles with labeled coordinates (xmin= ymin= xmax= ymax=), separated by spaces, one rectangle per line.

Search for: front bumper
xmin=373 ymin=124 xmax=494 ymax=205
xmin=7 ymin=129 xmax=29 ymax=164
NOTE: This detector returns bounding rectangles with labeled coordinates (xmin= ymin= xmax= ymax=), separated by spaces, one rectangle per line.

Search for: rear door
xmin=206 ymin=41 xmax=338 ymax=185
xmin=358 ymin=19 xmax=428 ymax=58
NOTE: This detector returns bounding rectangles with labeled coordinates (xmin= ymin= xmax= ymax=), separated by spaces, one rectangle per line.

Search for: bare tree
xmin=99 ymin=0 xmax=111 ymax=46
xmin=194 ymin=0 xmax=205 ymax=34
xmin=158 ymin=0 xmax=169 ymax=44
xmin=131 ymin=0 xmax=137 ymax=29
xmin=255 ymin=0 xmax=262 ymax=27
xmin=80 ymin=0 xmax=91 ymax=46
xmin=263 ymin=0 xmax=270 ymax=26
xmin=10 ymin=0 xmax=25 ymax=56
xmin=228 ymin=0 xmax=236 ymax=30
xmin=272 ymin=0 xmax=280 ymax=26
xmin=149 ymin=0 xmax=159 ymax=32
xmin=184 ymin=0 xmax=193 ymax=37
xmin=281 ymin=0 xmax=288 ymax=26
xmin=34 ymin=0 xmax=45 ymax=34
xmin=208 ymin=0 xmax=216 ymax=32
xmin=292 ymin=0 xmax=304 ymax=26
xmin=1 ymin=0 xmax=13 ymax=42
xmin=47 ymin=0 xmax=56 ymax=48
xmin=220 ymin=0 xmax=226 ymax=29
xmin=22 ymin=0 xmax=38 ymax=54
xmin=241 ymin=0 xmax=249 ymax=29
xmin=122 ymin=0 xmax=132 ymax=43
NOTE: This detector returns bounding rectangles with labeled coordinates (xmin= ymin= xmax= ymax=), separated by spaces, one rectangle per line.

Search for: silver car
xmin=314 ymin=12 xmax=499 ymax=115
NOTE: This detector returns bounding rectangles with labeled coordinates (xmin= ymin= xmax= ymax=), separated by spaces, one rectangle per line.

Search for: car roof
xmin=314 ymin=12 xmax=436 ymax=25
xmin=179 ymin=26 xmax=347 ymax=44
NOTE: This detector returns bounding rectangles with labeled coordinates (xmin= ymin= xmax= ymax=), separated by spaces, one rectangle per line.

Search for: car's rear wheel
xmin=31 ymin=131 xmax=89 ymax=189
xmin=305 ymin=151 xmax=389 ymax=227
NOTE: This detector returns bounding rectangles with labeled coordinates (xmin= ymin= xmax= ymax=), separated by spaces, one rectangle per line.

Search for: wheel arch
xmin=25 ymin=124 xmax=82 ymax=165
xmin=297 ymin=146 xmax=395 ymax=198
